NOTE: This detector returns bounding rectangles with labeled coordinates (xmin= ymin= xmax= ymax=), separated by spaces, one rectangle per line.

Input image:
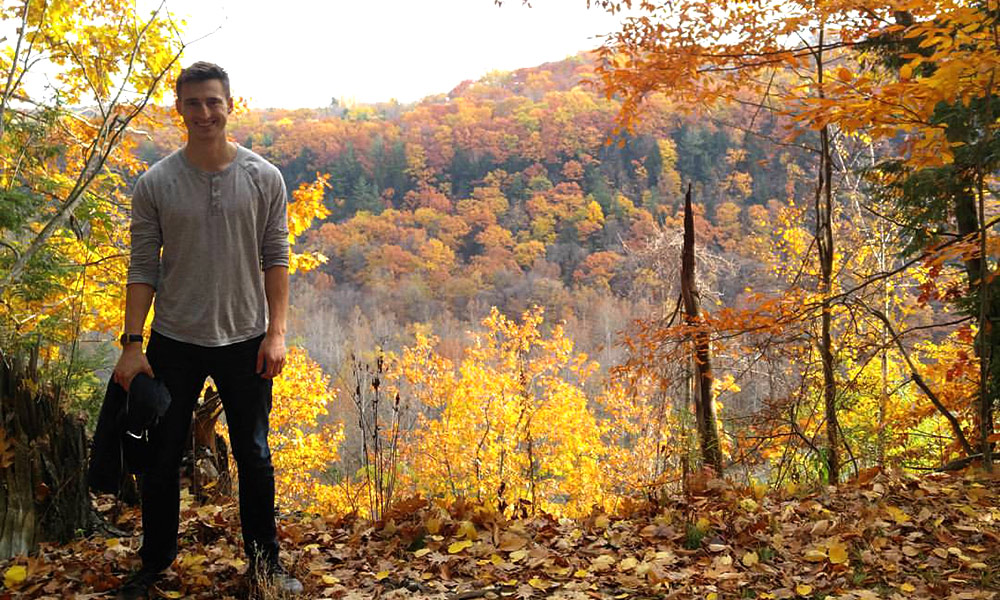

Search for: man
xmin=112 ymin=61 xmax=303 ymax=599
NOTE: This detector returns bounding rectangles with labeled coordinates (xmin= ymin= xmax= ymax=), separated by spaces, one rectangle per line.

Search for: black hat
xmin=124 ymin=373 xmax=172 ymax=438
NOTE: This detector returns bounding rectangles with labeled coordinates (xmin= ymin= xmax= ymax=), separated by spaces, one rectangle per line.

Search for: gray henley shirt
xmin=127 ymin=145 xmax=290 ymax=347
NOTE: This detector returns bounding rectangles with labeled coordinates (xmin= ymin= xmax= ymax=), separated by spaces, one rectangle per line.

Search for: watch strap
xmin=120 ymin=333 xmax=143 ymax=347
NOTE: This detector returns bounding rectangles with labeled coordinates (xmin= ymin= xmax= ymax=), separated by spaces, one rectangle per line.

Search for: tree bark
xmin=814 ymin=27 xmax=841 ymax=484
xmin=954 ymin=176 xmax=997 ymax=470
xmin=190 ymin=387 xmax=232 ymax=501
xmin=680 ymin=184 xmax=723 ymax=473
xmin=0 ymin=350 xmax=91 ymax=558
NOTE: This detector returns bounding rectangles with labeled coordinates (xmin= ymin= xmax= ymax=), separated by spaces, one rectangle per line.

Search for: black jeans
xmin=140 ymin=330 xmax=278 ymax=571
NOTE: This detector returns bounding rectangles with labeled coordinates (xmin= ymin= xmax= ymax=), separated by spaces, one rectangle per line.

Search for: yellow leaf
xmin=456 ymin=520 xmax=478 ymax=541
xmin=828 ymin=541 xmax=849 ymax=565
xmin=425 ymin=517 xmax=441 ymax=534
xmin=162 ymin=593 xmax=182 ymax=599
xmin=594 ymin=514 xmax=610 ymax=529
xmin=375 ymin=571 xmax=390 ymax=581
xmin=619 ymin=557 xmax=638 ymax=571
xmin=707 ymin=593 xmax=719 ymax=600
xmin=509 ymin=549 xmax=528 ymax=562
xmin=574 ymin=569 xmax=589 ymax=578
xmin=448 ymin=540 xmax=473 ymax=554
xmin=804 ymin=549 xmax=827 ymax=562
xmin=179 ymin=554 xmax=207 ymax=569
xmin=886 ymin=506 xmax=910 ymax=524
xmin=742 ymin=551 xmax=759 ymax=567
xmin=901 ymin=582 xmax=916 ymax=593
xmin=321 ymin=575 xmax=340 ymax=584
xmin=796 ymin=584 xmax=812 ymax=596
xmin=933 ymin=548 xmax=949 ymax=559
xmin=3 ymin=565 xmax=26 ymax=588
xmin=528 ymin=577 xmax=550 ymax=590
xmin=414 ymin=548 xmax=431 ymax=557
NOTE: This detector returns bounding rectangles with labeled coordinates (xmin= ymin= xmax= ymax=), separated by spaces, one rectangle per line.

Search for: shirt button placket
xmin=210 ymin=175 xmax=222 ymax=216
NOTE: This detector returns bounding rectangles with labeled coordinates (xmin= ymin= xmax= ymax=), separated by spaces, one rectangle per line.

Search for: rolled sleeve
xmin=127 ymin=177 xmax=162 ymax=288
xmin=261 ymin=173 xmax=290 ymax=270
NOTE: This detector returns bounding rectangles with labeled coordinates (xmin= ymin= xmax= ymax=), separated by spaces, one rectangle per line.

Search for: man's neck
xmin=183 ymin=138 xmax=236 ymax=172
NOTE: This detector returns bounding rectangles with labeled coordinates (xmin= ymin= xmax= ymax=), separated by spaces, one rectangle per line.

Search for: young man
xmin=112 ymin=62 xmax=303 ymax=599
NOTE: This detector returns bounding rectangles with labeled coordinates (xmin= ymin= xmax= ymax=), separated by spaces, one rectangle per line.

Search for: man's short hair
xmin=175 ymin=61 xmax=230 ymax=99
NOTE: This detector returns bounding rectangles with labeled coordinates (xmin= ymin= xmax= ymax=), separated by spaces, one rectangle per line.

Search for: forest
xmin=0 ymin=0 xmax=997 ymax=598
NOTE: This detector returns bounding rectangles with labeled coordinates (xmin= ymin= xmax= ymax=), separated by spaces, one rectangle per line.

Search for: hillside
xmin=140 ymin=54 xmax=817 ymax=372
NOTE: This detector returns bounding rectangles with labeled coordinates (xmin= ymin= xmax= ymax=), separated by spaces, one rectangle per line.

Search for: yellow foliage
xmin=270 ymin=346 xmax=345 ymax=513
xmin=398 ymin=306 xmax=607 ymax=516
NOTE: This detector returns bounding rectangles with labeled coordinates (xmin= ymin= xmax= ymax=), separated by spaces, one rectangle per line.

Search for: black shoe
xmin=248 ymin=562 xmax=303 ymax=597
xmin=115 ymin=568 xmax=162 ymax=600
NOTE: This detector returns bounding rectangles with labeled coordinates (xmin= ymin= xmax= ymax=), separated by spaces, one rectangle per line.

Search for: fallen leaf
xmin=886 ymin=506 xmax=910 ymax=524
xmin=499 ymin=532 xmax=528 ymax=551
xmin=828 ymin=540 xmax=848 ymax=565
xmin=591 ymin=554 xmax=616 ymax=571
xmin=528 ymin=577 xmax=549 ymax=590
xmin=456 ymin=520 xmax=477 ymax=541
xmin=804 ymin=549 xmax=827 ymax=562
xmin=3 ymin=565 xmax=26 ymax=588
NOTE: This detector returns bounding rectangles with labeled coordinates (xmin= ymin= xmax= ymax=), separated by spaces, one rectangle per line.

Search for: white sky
xmin=158 ymin=0 xmax=626 ymax=108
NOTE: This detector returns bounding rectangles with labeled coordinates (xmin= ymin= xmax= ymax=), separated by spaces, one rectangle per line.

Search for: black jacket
xmin=87 ymin=373 xmax=172 ymax=494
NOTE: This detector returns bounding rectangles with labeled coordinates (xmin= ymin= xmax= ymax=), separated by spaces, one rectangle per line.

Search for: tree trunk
xmin=817 ymin=125 xmax=840 ymax=485
xmin=680 ymin=184 xmax=724 ymax=473
xmin=0 ymin=350 xmax=91 ymax=558
xmin=954 ymin=179 xmax=997 ymax=470
xmin=189 ymin=386 xmax=232 ymax=502
xmin=814 ymin=28 xmax=841 ymax=484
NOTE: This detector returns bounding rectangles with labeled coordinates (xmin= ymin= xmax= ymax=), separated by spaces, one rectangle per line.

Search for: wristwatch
xmin=119 ymin=333 xmax=143 ymax=347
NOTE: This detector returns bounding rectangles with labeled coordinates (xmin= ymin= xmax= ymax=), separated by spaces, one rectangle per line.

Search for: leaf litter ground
xmin=2 ymin=470 xmax=998 ymax=599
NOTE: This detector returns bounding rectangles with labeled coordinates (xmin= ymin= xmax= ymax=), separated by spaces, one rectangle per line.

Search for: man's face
xmin=175 ymin=79 xmax=232 ymax=142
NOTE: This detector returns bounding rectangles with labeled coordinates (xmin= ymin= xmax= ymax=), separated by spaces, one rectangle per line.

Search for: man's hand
xmin=113 ymin=346 xmax=154 ymax=391
xmin=256 ymin=332 xmax=286 ymax=379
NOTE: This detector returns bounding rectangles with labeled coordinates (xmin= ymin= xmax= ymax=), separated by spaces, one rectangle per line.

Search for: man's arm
xmin=112 ymin=283 xmax=155 ymax=390
xmin=256 ymin=265 xmax=288 ymax=379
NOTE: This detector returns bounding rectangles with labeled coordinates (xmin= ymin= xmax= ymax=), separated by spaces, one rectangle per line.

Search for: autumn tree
xmin=0 ymin=0 xmax=185 ymax=556
xmin=397 ymin=307 xmax=607 ymax=516
xmin=562 ymin=0 xmax=1000 ymax=477
xmin=680 ymin=185 xmax=724 ymax=472
xmin=854 ymin=5 xmax=1000 ymax=469
xmin=268 ymin=347 xmax=345 ymax=513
